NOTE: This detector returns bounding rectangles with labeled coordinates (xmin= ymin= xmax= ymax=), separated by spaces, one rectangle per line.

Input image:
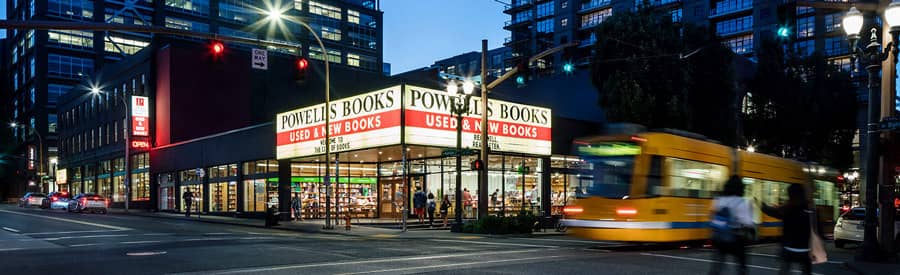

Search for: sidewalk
xmin=844 ymin=260 xmax=900 ymax=275
xmin=106 ymin=209 xmax=566 ymax=239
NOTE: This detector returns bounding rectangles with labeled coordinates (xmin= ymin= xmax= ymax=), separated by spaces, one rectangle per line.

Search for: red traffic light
xmin=297 ymin=58 xmax=308 ymax=70
xmin=470 ymin=159 xmax=484 ymax=171
xmin=211 ymin=41 xmax=225 ymax=55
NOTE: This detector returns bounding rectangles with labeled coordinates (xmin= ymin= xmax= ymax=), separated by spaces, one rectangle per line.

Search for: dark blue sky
xmin=382 ymin=0 xmax=508 ymax=75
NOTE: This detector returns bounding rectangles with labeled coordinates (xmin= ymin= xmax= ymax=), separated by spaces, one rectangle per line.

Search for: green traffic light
xmin=777 ymin=27 xmax=790 ymax=38
xmin=563 ymin=63 xmax=574 ymax=73
xmin=516 ymin=75 xmax=526 ymax=85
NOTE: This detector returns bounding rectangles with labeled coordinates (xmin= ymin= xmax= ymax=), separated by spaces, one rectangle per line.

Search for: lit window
xmin=309 ymin=1 xmax=341 ymax=20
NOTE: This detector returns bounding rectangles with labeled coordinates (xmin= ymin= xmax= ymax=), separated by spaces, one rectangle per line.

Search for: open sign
xmin=131 ymin=140 xmax=151 ymax=149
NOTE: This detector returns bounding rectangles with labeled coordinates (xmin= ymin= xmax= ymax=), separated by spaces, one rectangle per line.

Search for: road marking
xmin=0 ymin=248 xmax=23 ymax=252
xmin=336 ymin=255 xmax=565 ymax=275
xmin=746 ymin=252 xmax=845 ymax=265
xmin=509 ymin=237 xmax=618 ymax=245
xmin=370 ymin=234 xmax=397 ymax=238
xmin=0 ymin=210 xmax=131 ymax=231
xmin=42 ymin=234 xmax=129 ymax=241
xmin=204 ymin=232 xmax=232 ymax=235
xmin=640 ymin=253 xmax=824 ymax=275
xmin=121 ymin=240 xmax=162 ymax=244
xmin=143 ymin=233 xmax=174 ymax=236
xmin=458 ymin=236 xmax=483 ymax=239
xmin=69 ymin=243 xmax=102 ymax=247
xmin=169 ymin=249 xmax=548 ymax=275
xmin=431 ymin=239 xmax=558 ymax=248
xmin=2 ymin=227 xmax=20 ymax=233
xmin=127 ymin=251 xmax=167 ymax=256
xmin=24 ymin=229 xmax=125 ymax=236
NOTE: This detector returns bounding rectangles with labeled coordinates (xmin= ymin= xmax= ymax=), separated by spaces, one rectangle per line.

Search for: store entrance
xmin=379 ymin=179 xmax=403 ymax=219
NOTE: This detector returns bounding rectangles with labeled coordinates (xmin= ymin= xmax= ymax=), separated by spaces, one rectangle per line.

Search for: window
xmin=536 ymin=1 xmax=554 ymax=18
xmin=47 ymin=54 xmax=94 ymax=79
xmin=165 ymin=17 xmax=209 ymax=32
xmin=561 ymin=1 xmax=568 ymax=9
xmin=658 ymin=158 xmax=729 ymax=198
xmin=48 ymin=0 xmax=93 ymax=20
xmin=348 ymin=30 xmax=377 ymax=50
xmin=723 ymin=34 xmax=753 ymax=54
xmin=165 ymin=0 xmax=210 ymax=15
xmin=715 ymin=15 xmax=752 ymax=36
xmin=104 ymin=35 xmax=149 ymax=55
xmin=29 ymin=58 xmax=35 ymax=78
xmin=581 ymin=8 xmax=612 ymax=28
xmin=514 ymin=10 xmax=532 ymax=23
xmin=794 ymin=39 xmax=815 ymax=57
xmin=348 ymin=9 xmax=360 ymax=24
xmin=825 ymin=36 xmax=849 ymax=56
xmin=131 ymin=153 xmax=150 ymax=201
xmin=321 ymin=26 xmax=342 ymax=41
xmin=309 ymin=46 xmax=341 ymax=64
xmin=537 ymin=19 xmax=554 ymax=33
xmin=797 ymin=16 xmax=814 ymax=38
xmin=209 ymin=182 xmax=237 ymax=212
xmin=829 ymin=57 xmax=852 ymax=72
xmin=670 ymin=8 xmax=683 ymax=23
xmin=243 ymin=179 xmax=268 ymax=212
xmin=797 ymin=6 xmax=814 ymax=16
xmin=309 ymin=1 xmax=341 ymax=20
xmin=218 ymin=27 xmax=256 ymax=40
xmin=711 ymin=0 xmax=752 ymax=15
xmin=825 ymin=13 xmax=843 ymax=33
xmin=219 ymin=0 xmax=256 ymax=23
xmin=48 ymin=115 xmax=58 ymax=133
xmin=294 ymin=0 xmax=303 ymax=10
xmin=560 ymin=18 xmax=568 ymax=27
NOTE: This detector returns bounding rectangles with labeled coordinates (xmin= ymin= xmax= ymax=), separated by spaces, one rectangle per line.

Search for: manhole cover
xmin=126 ymin=251 xmax=167 ymax=256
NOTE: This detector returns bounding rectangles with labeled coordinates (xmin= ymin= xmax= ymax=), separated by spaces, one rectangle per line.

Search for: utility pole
xmin=478 ymin=39 xmax=489 ymax=219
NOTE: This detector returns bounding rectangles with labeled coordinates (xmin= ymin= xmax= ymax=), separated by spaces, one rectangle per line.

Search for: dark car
xmin=67 ymin=193 xmax=109 ymax=214
xmin=41 ymin=192 xmax=71 ymax=210
xmin=18 ymin=193 xmax=47 ymax=208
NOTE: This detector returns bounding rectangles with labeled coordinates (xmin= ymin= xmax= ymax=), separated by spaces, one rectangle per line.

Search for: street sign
xmin=252 ymin=48 xmax=268 ymax=70
xmin=880 ymin=116 xmax=900 ymax=131
xmin=441 ymin=149 xmax=479 ymax=157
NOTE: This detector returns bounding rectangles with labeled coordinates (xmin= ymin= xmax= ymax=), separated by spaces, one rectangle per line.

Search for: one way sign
xmin=252 ymin=48 xmax=268 ymax=70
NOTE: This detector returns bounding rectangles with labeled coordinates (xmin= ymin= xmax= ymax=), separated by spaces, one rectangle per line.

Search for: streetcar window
xmin=662 ymin=158 xmax=728 ymax=198
xmin=577 ymin=156 xmax=634 ymax=198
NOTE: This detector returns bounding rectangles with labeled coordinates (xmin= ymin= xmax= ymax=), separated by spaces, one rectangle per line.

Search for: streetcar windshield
xmin=576 ymin=156 xmax=635 ymax=198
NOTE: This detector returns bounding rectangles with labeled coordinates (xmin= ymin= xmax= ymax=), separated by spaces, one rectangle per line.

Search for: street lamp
xmin=264 ymin=7 xmax=333 ymax=229
xmin=842 ymin=3 xmax=900 ymax=259
xmin=447 ymin=80 xmax=475 ymax=232
xmin=90 ymin=87 xmax=132 ymax=212
xmin=9 ymin=122 xmax=43 ymax=192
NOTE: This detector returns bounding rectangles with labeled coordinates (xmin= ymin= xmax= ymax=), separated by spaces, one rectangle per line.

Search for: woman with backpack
xmin=440 ymin=194 xmax=451 ymax=228
xmin=427 ymin=193 xmax=436 ymax=227
xmin=709 ymin=176 xmax=755 ymax=275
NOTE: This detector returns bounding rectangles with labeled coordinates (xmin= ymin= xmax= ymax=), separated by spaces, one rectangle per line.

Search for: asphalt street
xmin=0 ymin=204 xmax=862 ymax=274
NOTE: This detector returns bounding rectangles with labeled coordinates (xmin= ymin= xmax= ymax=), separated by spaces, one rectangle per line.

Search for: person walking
xmin=440 ymin=194 xmax=451 ymax=227
xmin=709 ymin=176 xmax=755 ymax=275
xmin=426 ymin=193 xmax=436 ymax=227
xmin=182 ymin=189 xmax=194 ymax=217
xmin=291 ymin=193 xmax=302 ymax=221
xmin=413 ymin=187 xmax=427 ymax=224
xmin=762 ymin=184 xmax=818 ymax=275
xmin=463 ymin=188 xmax=473 ymax=218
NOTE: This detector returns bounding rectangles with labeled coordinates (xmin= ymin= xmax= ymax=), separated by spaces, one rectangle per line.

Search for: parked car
xmin=18 ymin=193 xmax=47 ymax=208
xmin=834 ymin=207 xmax=900 ymax=248
xmin=67 ymin=193 xmax=109 ymax=214
xmin=41 ymin=192 xmax=71 ymax=210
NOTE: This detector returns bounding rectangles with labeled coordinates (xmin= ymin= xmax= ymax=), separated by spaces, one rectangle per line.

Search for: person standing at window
xmin=182 ymin=189 xmax=194 ymax=217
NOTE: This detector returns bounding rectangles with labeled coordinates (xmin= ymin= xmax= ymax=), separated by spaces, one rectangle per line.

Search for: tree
xmin=590 ymin=8 xmax=739 ymax=144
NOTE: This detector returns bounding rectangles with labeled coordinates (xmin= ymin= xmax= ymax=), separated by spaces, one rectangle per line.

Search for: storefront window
xmin=158 ymin=172 xmax=176 ymax=210
xmin=131 ymin=172 xmax=150 ymax=201
xmin=72 ymin=166 xmax=82 ymax=194
xmin=242 ymin=178 xmax=267 ymax=212
xmin=549 ymin=156 xmax=587 ymax=215
xmin=209 ymin=181 xmax=237 ymax=212
xmin=112 ymin=157 xmax=125 ymax=202
xmin=243 ymin=159 xmax=278 ymax=212
xmin=84 ymin=165 xmax=96 ymax=194
xmin=503 ymin=155 xmax=542 ymax=215
xmin=180 ymin=184 xmax=203 ymax=212
xmin=98 ymin=160 xmax=111 ymax=199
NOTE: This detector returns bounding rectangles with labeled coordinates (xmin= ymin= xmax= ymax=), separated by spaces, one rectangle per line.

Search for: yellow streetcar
xmin=562 ymin=130 xmax=826 ymax=243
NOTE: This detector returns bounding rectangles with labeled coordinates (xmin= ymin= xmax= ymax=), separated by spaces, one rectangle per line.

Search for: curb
xmin=109 ymin=211 xmax=357 ymax=237
xmin=842 ymin=262 xmax=867 ymax=275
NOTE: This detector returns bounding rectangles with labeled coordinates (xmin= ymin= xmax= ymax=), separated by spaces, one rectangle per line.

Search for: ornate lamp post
xmin=446 ymin=80 xmax=475 ymax=232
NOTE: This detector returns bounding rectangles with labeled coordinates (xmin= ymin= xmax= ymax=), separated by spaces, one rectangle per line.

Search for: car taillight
xmin=80 ymin=198 xmax=87 ymax=205
xmin=93 ymin=196 xmax=101 ymax=200
xmin=616 ymin=207 xmax=638 ymax=216
xmin=563 ymin=206 xmax=584 ymax=215
xmin=51 ymin=197 xmax=57 ymax=201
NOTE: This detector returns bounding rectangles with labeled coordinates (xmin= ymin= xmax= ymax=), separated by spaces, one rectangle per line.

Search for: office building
xmin=3 ymin=0 xmax=384 ymax=200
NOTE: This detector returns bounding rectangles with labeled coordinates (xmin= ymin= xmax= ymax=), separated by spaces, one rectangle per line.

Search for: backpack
xmin=428 ymin=200 xmax=436 ymax=211
xmin=710 ymin=206 xmax=736 ymax=243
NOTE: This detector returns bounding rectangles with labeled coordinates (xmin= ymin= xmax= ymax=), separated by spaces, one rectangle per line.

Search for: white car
xmin=18 ymin=193 xmax=46 ymax=208
xmin=41 ymin=192 xmax=71 ymax=210
xmin=833 ymin=207 xmax=900 ymax=248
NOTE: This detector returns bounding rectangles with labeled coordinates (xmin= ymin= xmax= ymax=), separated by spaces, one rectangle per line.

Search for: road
xmin=0 ymin=204 xmax=860 ymax=274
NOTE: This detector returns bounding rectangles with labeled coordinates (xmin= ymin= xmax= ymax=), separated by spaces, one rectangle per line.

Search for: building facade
xmin=430 ymin=46 xmax=513 ymax=79
xmin=3 ymin=0 xmax=384 ymax=200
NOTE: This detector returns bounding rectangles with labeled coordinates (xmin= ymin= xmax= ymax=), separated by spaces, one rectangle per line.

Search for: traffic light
xmin=470 ymin=159 xmax=485 ymax=171
xmin=209 ymin=40 xmax=225 ymax=59
xmin=777 ymin=26 xmax=790 ymax=38
xmin=514 ymin=62 xmax=529 ymax=87
xmin=295 ymin=57 xmax=309 ymax=82
xmin=562 ymin=62 xmax=575 ymax=74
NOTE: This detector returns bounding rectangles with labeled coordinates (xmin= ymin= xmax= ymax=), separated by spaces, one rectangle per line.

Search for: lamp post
xmin=843 ymin=4 xmax=900 ymax=259
xmin=446 ymin=80 xmax=475 ymax=233
xmin=265 ymin=7 xmax=332 ymax=229
xmin=10 ymin=122 xmax=44 ymax=192
xmin=91 ymin=87 xmax=131 ymax=212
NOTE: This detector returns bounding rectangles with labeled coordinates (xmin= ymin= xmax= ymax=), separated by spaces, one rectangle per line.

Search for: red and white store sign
xmin=131 ymin=96 xmax=150 ymax=136
xmin=403 ymin=85 xmax=552 ymax=155
xmin=276 ymin=86 xmax=402 ymax=159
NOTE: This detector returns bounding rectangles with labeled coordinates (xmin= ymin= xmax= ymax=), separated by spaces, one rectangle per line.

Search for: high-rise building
xmin=3 ymin=0 xmax=383 ymax=198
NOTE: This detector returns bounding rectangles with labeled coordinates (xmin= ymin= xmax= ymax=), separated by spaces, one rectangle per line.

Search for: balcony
xmin=504 ymin=0 xmax=534 ymax=14
xmin=709 ymin=5 xmax=753 ymax=18
xmin=504 ymin=18 xmax=533 ymax=30
xmin=504 ymin=36 xmax=531 ymax=46
xmin=579 ymin=0 xmax=612 ymax=14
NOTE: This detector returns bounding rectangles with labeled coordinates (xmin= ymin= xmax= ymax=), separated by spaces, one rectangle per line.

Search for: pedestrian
xmin=463 ymin=188 xmax=473 ymax=218
xmin=709 ymin=176 xmax=755 ymax=275
xmin=440 ymin=194 xmax=451 ymax=227
xmin=413 ymin=187 xmax=427 ymax=224
xmin=762 ymin=184 xmax=820 ymax=275
xmin=490 ymin=189 xmax=499 ymax=207
xmin=291 ymin=193 xmax=302 ymax=221
xmin=426 ymin=192 xmax=436 ymax=227
xmin=182 ymin=189 xmax=194 ymax=217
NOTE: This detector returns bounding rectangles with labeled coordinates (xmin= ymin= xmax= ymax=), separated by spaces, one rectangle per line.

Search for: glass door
xmin=379 ymin=179 xmax=402 ymax=218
